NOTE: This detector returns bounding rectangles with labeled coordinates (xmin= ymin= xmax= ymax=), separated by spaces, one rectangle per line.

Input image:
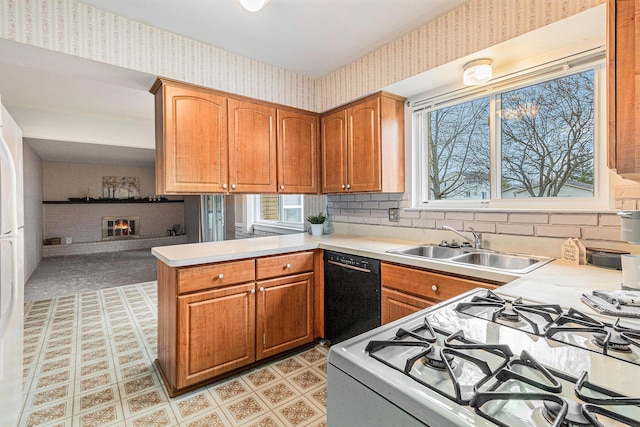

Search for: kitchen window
xmin=257 ymin=195 xmax=304 ymax=228
xmin=412 ymin=52 xmax=607 ymax=210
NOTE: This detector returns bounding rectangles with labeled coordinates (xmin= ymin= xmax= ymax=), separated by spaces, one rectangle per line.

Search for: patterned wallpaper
xmin=0 ymin=0 xmax=603 ymax=112
xmin=315 ymin=0 xmax=604 ymax=111
xmin=0 ymin=0 xmax=316 ymax=110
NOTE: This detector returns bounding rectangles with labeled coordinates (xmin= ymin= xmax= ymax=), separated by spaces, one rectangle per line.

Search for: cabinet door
xmin=177 ymin=282 xmax=255 ymax=388
xmin=158 ymin=83 xmax=228 ymax=193
xmin=321 ymin=109 xmax=349 ymax=193
xmin=277 ymin=109 xmax=319 ymax=194
xmin=256 ymin=273 xmax=313 ymax=360
xmin=608 ymin=0 xmax=640 ymax=179
xmin=382 ymin=288 xmax=433 ymax=325
xmin=348 ymin=97 xmax=381 ymax=192
xmin=228 ymin=98 xmax=277 ymax=193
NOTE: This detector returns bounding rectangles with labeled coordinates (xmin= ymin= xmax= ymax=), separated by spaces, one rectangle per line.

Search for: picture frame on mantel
xmin=103 ymin=176 xmax=141 ymax=199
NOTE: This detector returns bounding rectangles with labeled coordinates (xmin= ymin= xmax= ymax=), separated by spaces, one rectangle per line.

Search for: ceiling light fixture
xmin=463 ymin=59 xmax=493 ymax=86
xmin=238 ymin=0 xmax=270 ymax=12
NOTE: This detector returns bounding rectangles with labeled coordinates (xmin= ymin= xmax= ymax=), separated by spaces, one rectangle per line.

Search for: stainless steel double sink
xmin=386 ymin=244 xmax=553 ymax=274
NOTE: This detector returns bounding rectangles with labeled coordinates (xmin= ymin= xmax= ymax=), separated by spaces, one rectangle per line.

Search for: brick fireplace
xmin=102 ymin=216 xmax=140 ymax=240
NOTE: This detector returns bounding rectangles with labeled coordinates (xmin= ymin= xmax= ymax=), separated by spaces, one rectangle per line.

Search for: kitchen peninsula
xmin=152 ymin=232 xmax=628 ymax=396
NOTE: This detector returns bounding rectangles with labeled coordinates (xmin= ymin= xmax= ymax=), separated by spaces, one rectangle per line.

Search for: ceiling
xmin=76 ymin=0 xmax=470 ymax=79
xmin=0 ymin=1 xmax=605 ymax=167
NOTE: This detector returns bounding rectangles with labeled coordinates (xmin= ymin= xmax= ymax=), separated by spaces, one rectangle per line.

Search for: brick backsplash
xmin=327 ymin=193 xmax=625 ymax=243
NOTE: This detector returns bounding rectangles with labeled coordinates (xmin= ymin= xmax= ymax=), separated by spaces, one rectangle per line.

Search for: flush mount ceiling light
xmin=463 ymin=59 xmax=493 ymax=86
xmin=238 ymin=0 xmax=270 ymax=12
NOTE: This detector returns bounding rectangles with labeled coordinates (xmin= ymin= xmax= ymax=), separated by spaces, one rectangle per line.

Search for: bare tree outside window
xmin=427 ymin=97 xmax=490 ymax=200
xmin=500 ymin=70 xmax=594 ymax=198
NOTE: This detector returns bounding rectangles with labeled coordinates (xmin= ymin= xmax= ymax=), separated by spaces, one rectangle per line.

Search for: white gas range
xmin=327 ymin=288 xmax=640 ymax=427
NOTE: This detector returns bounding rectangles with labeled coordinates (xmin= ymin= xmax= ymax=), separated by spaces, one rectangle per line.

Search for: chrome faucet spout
xmin=441 ymin=226 xmax=483 ymax=249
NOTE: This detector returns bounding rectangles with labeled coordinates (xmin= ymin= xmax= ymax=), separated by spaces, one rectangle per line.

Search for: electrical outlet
xmin=388 ymin=207 xmax=399 ymax=222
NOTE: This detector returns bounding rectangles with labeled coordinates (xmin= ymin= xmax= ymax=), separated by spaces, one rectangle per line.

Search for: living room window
xmin=412 ymin=52 xmax=607 ymax=210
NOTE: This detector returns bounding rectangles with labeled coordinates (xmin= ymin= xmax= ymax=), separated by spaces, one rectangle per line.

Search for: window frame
xmin=411 ymin=54 xmax=609 ymax=211
xmin=253 ymin=194 xmax=305 ymax=230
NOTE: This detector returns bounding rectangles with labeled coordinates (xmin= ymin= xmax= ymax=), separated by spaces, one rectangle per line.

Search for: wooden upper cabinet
xmin=277 ymin=109 xmax=319 ymax=193
xmin=321 ymin=109 xmax=349 ymax=193
xmin=228 ymin=98 xmax=277 ymax=193
xmin=153 ymin=80 xmax=228 ymax=194
xmin=608 ymin=0 xmax=640 ymax=179
xmin=348 ymin=98 xmax=382 ymax=192
xmin=321 ymin=91 xmax=405 ymax=193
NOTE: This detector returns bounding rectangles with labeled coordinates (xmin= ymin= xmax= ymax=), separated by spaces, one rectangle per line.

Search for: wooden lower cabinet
xmin=177 ymin=283 xmax=255 ymax=389
xmin=381 ymin=262 xmax=500 ymax=324
xmin=157 ymin=252 xmax=315 ymax=396
xmin=256 ymin=273 xmax=314 ymax=359
xmin=382 ymin=287 xmax=433 ymax=324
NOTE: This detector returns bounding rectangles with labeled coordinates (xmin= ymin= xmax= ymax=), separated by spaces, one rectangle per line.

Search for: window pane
xmin=258 ymin=195 xmax=304 ymax=224
xmin=500 ymin=70 xmax=594 ymax=198
xmin=281 ymin=195 xmax=302 ymax=224
xmin=426 ymin=97 xmax=490 ymax=200
xmin=282 ymin=208 xmax=302 ymax=223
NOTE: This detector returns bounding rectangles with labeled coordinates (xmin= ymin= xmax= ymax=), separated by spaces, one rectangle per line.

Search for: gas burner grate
xmin=471 ymin=351 xmax=640 ymax=427
xmin=455 ymin=290 xmax=563 ymax=335
xmin=365 ymin=318 xmax=512 ymax=405
xmin=546 ymin=309 xmax=640 ymax=358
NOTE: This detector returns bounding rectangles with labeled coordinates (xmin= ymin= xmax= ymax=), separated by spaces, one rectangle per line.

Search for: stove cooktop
xmin=329 ymin=288 xmax=640 ymax=427
xmin=455 ymin=290 xmax=640 ymax=366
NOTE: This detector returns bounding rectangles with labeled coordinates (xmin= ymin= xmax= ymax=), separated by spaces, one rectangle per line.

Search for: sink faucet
xmin=441 ymin=226 xmax=482 ymax=249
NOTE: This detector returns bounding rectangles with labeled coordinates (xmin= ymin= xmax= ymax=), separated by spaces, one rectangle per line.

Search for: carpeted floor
xmin=24 ymin=249 xmax=158 ymax=302
xmin=21 ymin=282 xmax=328 ymax=427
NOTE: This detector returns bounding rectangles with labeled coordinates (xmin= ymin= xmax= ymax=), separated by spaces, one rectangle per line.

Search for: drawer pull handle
xmin=341 ymin=184 xmax=346 ymax=189
xmin=222 ymin=183 xmax=228 ymax=189
xmin=217 ymin=273 xmax=224 ymax=280
xmin=250 ymin=288 xmax=255 ymax=294
xmin=431 ymin=285 xmax=438 ymax=292
xmin=259 ymin=287 xmax=265 ymax=292
xmin=280 ymin=185 xmax=285 ymax=190
xmin=231 ymin=184 xmax=237 ymax=190
xmin=285 ymin=263 xmax=291 ymax=269
xmin=346 ymin=184 xmax=351 ymax=189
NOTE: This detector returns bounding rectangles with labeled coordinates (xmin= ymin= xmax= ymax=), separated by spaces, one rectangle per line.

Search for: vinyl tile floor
xmin=22 ymin=282 xmax=328 ymax=427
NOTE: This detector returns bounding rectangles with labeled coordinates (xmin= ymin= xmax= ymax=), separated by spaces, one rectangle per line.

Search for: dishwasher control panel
xmin=326 ymin=252 xmax=369 ymax=269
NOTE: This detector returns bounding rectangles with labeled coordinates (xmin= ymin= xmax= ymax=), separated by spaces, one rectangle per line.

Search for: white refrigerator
xmin=0 ymin=96 xmax=24 ymax=427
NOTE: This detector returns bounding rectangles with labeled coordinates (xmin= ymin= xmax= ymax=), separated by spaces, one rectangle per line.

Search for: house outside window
xmin=413 ymin=52 xmax=607 ymax=210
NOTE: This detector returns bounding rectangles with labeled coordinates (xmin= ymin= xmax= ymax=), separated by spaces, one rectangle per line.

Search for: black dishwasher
xmin=324 ymin=251 xmax=381 ymax=344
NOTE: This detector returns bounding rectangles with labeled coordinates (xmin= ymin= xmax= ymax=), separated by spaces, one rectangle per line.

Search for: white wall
xmin=23 ymin=143 xmax=42 ymax=280
xmin=43 ymin=162 xmax=158 ymax=201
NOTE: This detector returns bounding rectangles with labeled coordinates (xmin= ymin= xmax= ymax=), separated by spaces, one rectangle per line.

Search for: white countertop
xmin=152 ymin=232 xmax=629 ymax=320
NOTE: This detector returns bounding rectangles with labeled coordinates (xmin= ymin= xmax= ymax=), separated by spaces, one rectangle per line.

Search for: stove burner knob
xmin=217 ymin=274 xmax=224 ymax=280
xmin=431 ymin=285 xmax=438 ymax=292
xmin=285 ymin=263 xmax=291 ymax=269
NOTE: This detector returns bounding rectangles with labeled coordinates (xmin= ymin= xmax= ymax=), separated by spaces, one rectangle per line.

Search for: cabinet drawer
xmin=381 ymin=262 xmax=498 ymax=302
xmin=178 ymin=259 xmax=255 ymax=294
xmin=256 ymin=251 xmax=314 ymax=280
